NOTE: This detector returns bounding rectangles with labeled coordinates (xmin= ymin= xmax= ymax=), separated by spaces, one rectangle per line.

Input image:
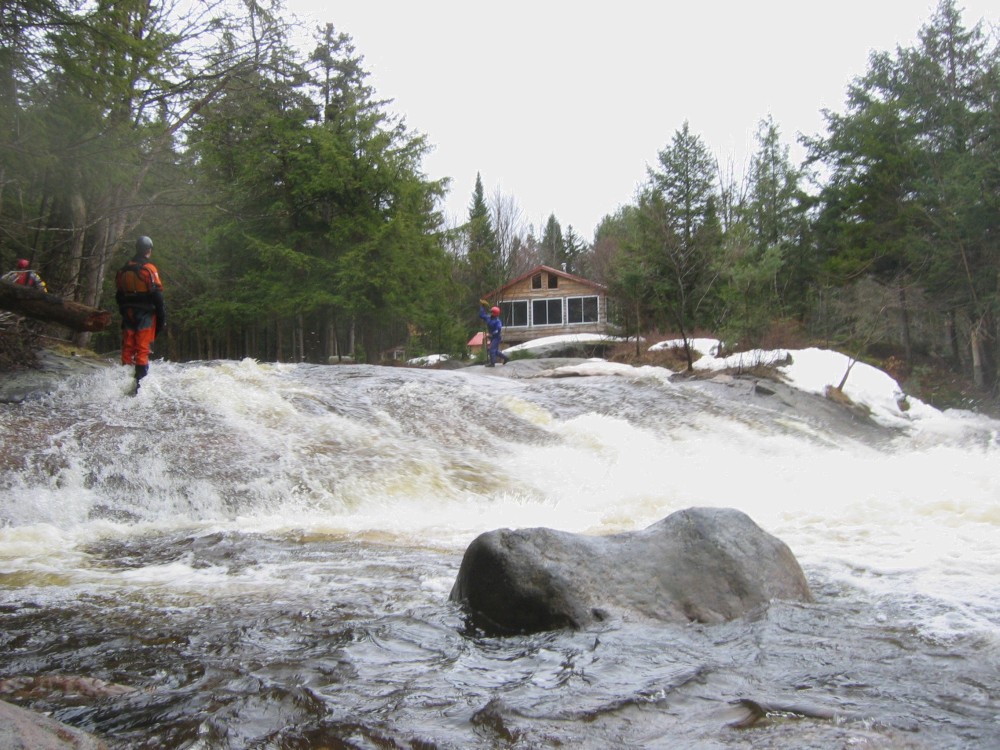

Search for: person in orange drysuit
xmin=115 ymin=236 xmax=166 ymax=390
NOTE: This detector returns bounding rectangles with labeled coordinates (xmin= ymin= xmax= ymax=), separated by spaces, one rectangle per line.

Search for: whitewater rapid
xmin=2 ymin=357 xmax=999 ymax=748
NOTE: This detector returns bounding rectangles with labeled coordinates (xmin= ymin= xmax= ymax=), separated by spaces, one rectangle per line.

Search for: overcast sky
xmin=284 ymin=1 xmax=996 ymax=240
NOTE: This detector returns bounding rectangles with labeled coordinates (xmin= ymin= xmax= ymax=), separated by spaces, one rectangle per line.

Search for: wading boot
xmin=133 ymin=364 xmax=149 ymax=393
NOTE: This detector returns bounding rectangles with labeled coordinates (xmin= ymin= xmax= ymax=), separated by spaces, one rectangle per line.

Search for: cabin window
xmin=531 ymin=274 xmax=542 ymax=289
xmin=501 ymin=300 xmax=528 ymax=327
xmin=547 ymin=274 xmax=559 ymax=289
xmin=532 ymin=298 xmax=563 ymax=326
xmin=567 ymin=296 xmax=599 ymax=324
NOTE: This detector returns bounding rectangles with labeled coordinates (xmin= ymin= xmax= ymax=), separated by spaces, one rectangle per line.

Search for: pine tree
xmin=189 ymin=25 xmax=451 ymax=363
xmin=465 ymin=173 xmax=501 ymax=297
xmin=717 ymin=116 xmax=809 ymax=348
xmin=809 ymin=0 xmax=999 ymax=385
xmin=640 ymin=121 xmax=721 ymax=368
xmin=539 ymin=214 xmax=564 ymax=269
xmin=0 ymin=0 xmax=287 ymax=347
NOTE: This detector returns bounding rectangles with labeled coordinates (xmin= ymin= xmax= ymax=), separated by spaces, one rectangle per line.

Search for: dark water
xmin=7 ymin=530 xmax=996 ymax=749
xmin=2 ymin=359 xmax=999 ymax=748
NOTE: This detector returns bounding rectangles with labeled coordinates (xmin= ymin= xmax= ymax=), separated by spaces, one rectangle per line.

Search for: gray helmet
xmin=135 ymin=236 xmax=153 ymax=254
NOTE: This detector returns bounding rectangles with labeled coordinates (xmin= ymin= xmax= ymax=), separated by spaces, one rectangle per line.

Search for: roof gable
xmin=491 ymin=265 xmax=606 ymax=297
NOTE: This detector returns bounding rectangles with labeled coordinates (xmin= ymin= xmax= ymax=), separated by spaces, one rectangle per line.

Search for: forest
xmin=1 ymin=0 xmax=998 ymax=395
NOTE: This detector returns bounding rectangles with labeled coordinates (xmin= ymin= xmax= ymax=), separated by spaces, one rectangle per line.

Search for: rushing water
xmin=1 ymin=358 xmax=999 ymax=749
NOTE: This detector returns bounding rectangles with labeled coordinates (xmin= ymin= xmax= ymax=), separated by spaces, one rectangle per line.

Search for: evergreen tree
xmin=640 ymin=121 xmax=721 ymax=368
xmin=465 ymin=172 xmax=501 ymax=297
xmin=562 ymin=226 xmax=586 ymax=275
xmin=595 ymin=206 xmax=648 ymax=354
xmin=648 ymin=121 xmax=718 ymax=250
xmin=0 ymin=0 xmax=286 ymax=350
xmin=538 ymin=215 xmax=585 ymax=274
xmin=717 ymin=116 xmax=809 ymax=348
xmin=809 ymin=0 xmax=999 ymax=385
xmin=538 ymin=214 xmax=564 ymax=269
xmin=808 ymin=46 xmax=928 ymax=360
xmin=189 ymin=24 xmax=453 ymax=363
xmin=906 ymin=0 xmax=999 ymax=385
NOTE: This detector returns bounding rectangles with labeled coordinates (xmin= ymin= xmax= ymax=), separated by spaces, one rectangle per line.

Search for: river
xmin=1 ymin=358 xmax=998 ymax=748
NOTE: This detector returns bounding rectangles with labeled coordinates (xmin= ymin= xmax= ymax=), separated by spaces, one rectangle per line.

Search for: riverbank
xmin=4 ymin=327 xmax=999 ymax=419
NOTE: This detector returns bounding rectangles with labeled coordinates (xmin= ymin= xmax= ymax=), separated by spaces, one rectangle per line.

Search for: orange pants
xmin=121 ymin=311 xmax=157 ymax=366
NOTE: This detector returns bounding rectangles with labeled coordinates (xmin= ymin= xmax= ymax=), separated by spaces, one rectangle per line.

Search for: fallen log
xmin=0 ymin=280 xmax=112 ymax=332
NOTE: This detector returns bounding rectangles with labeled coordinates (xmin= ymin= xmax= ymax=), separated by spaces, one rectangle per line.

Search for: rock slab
xmin=0 ymin=699 xmax=108 ymax=749
xmin=450 ymin=506 xmax=813 ymax=634
xmin=0 ymin=348 xmax=110 ymax=403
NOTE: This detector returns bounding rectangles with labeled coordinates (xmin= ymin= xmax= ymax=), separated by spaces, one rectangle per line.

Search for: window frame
xmin=531 ymin=297 xmax=563 ymax=326
xmin=566 ymin=295 xmax=599 ymax=324
xmin=500 ymin=300 xmax=529 ymax=327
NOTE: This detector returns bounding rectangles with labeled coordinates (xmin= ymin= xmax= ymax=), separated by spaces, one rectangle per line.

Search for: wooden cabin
xmin=487 ymin=265 xmax=614 ymax=346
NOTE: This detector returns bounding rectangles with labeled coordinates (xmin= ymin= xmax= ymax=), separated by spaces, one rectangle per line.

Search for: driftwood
xmin=0 ymin=280 xmax=112 ymax=332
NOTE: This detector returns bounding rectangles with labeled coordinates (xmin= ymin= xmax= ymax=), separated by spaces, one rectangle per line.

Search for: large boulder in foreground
xmin=450 ymin=507 xmax=813 ymax=634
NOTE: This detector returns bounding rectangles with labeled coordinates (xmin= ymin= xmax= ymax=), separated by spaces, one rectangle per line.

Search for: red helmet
xmin=490 ymin=306 xmax=501 ymax=316
xmin=16 ymin=258 xmax=29 ymax=269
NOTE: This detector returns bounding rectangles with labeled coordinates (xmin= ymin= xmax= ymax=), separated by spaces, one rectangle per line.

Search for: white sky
xmin=284 ymin=1 xmax=997 ymax=240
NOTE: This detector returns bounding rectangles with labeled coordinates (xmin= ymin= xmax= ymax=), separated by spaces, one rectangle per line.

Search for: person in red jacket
xmin=115 ymin=236 xmax=166 ymax=391
xmin=2 ymin=259 xmax=48 ymax=292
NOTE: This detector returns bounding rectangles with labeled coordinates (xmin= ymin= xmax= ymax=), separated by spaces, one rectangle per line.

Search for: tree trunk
xmin=981 ymin=312 xmax=999 ymax=395
xmin=836 ymin=358 xmax=857 ymax=391
xmin=62 ymin=190 xmax=88 ymax=296
xmin=971 ymin=326 xmax=985 ymax=388
xmin=945 ymin=311 xmax=960 ymax=364
xmin=296 ymin=314 xmax=305 ymax=361
xmin=897 ymin=279 xmax=912 ymax=364
xmin=0 ymin=281 xmax=112 ymax=332
xmin=633 ymin=301 xmax=641 ymax=357
xmin=325 ymin=316 xmax=340 ymax=362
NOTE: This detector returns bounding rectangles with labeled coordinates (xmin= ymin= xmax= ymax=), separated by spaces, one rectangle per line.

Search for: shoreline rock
xmin=0 ymin=347 xmax=112 ymax=404
xmin=0 ymin=698 xmax=109 ymax=749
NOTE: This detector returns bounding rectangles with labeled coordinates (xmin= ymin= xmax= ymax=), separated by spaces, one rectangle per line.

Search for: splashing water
xmin=1 ymin=358 xmax=998 ymax=748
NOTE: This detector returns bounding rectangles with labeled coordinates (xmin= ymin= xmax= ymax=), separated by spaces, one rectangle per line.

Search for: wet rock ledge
xmin=0 ymin=347 xmax=111 ymax=404
xmin=0 ymin=698 xmax=108 ymax=749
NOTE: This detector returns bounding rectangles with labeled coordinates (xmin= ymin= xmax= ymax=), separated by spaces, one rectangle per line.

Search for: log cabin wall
xmin=494 ymin=267 xmax=613 ymax=345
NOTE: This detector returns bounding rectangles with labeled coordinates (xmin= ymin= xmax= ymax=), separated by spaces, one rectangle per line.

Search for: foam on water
xmin=3 ymin=357 xmax=1000 ymax=645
